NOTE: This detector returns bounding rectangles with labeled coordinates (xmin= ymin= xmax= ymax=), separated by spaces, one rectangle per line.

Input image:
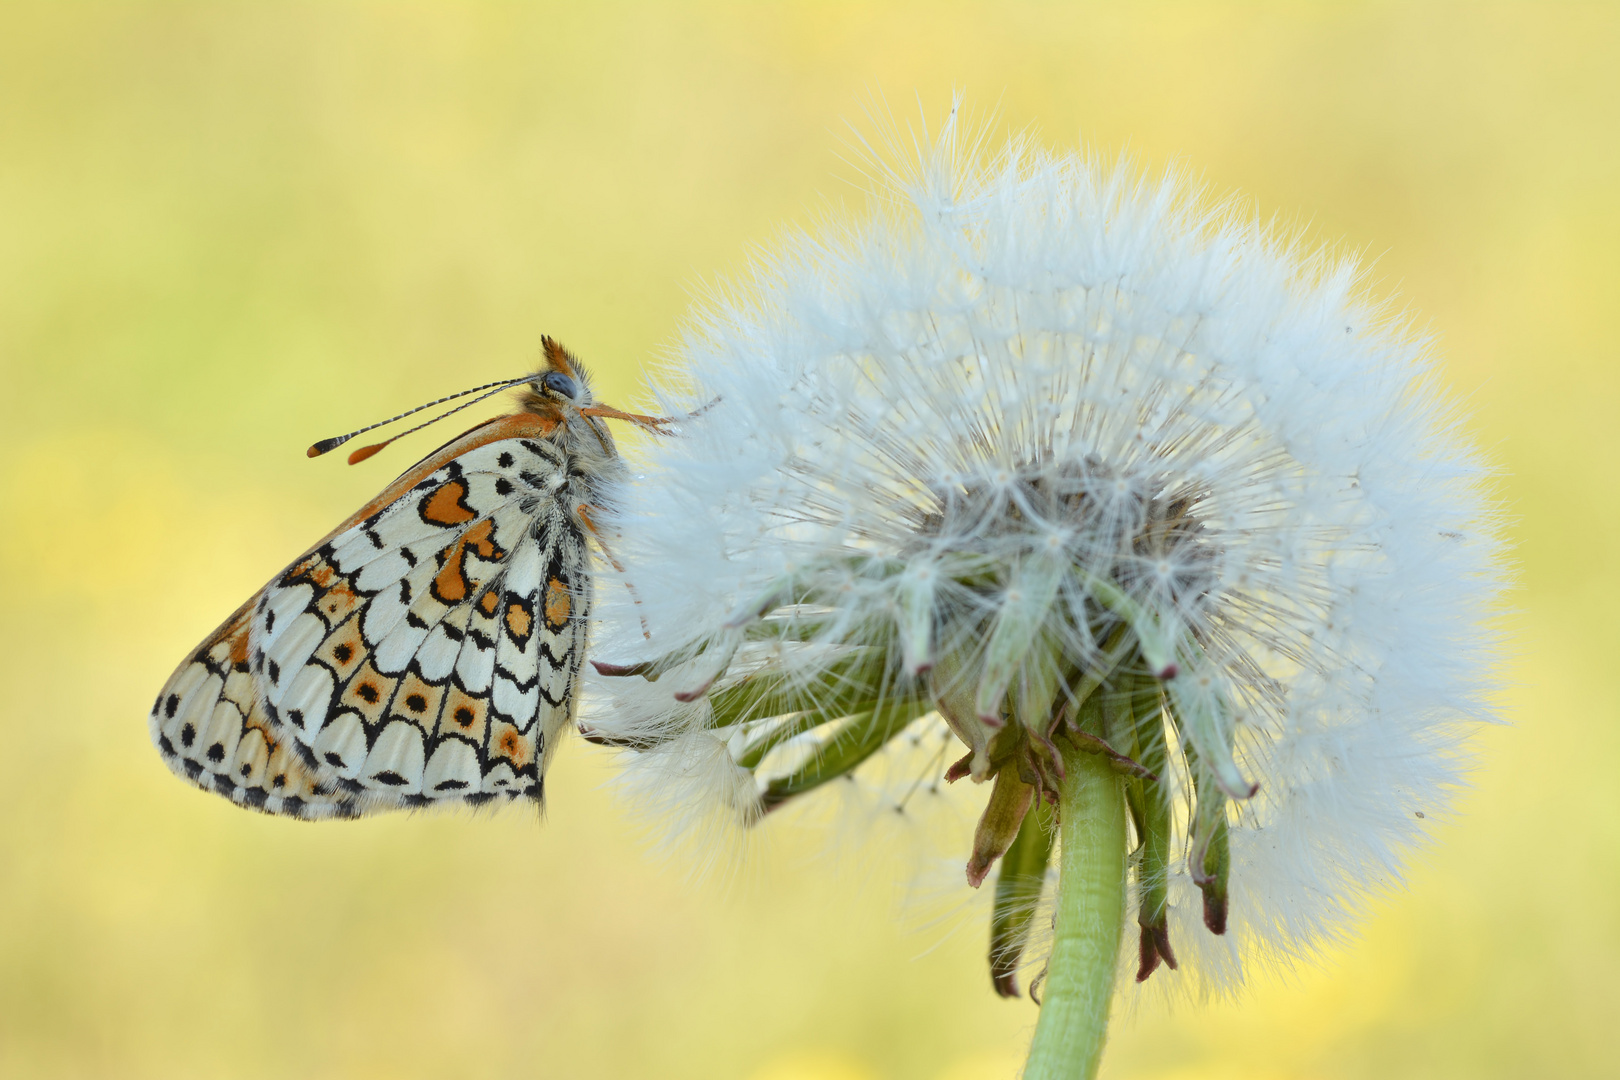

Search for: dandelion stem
xmin=1022 ymin=731 xmax=1127 ymax=1080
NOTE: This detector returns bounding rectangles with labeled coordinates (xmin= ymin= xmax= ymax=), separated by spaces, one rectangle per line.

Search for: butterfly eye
xmin=542 ymin=372 xmax=577 ymax=399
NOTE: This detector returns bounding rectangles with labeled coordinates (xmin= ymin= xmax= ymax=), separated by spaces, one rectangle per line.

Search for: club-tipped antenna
xmin=307 ymin=374 xmax=536 ymax=461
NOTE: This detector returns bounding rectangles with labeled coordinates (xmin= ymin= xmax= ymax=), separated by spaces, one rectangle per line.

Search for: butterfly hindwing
xmin=149 ymin=608 xmax=365 ymax=818
xmin=151 ymin=415 xmax=594 ymax=819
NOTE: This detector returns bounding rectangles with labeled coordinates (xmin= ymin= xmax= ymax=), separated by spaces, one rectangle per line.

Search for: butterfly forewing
xmin=150 ymin=415 xmax=595 ymax=819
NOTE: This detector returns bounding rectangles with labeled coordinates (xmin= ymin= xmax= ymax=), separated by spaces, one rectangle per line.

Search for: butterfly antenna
xmin=337 ymin=380 xmax=546 ymax=465
xmin=307 ymin=374 xmax=536 ymax=461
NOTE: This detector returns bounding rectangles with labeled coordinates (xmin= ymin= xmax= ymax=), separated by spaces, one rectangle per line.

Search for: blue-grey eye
xmin=542 ymin=372 xmax=577 ymax=399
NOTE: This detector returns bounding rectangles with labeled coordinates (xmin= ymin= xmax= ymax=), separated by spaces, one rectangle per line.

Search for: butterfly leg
xmin=576 ymin=504 xmax=652 ymax=641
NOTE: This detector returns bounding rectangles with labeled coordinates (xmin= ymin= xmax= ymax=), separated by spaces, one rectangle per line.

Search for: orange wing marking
xmin=505 ymin=600 xmax=533 ymax=642
xmin=543 ymin=577 xmax=572 ymax=629
xmin=420 ymin=479 xmax=477 ymax=526
xmin=432 ymin=519 xmax=503 ymax=605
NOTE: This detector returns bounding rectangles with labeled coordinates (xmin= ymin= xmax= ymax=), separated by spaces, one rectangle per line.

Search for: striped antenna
xmin=307 ymin=374 xmax=537 ymax=461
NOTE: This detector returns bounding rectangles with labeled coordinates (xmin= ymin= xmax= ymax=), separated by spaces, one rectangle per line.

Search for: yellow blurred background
xmin=2 ymin=3 xmax=1614 ymax=1077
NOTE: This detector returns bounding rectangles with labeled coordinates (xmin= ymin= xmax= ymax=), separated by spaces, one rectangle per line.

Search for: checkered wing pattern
xmin=150 ymin=425 xmax=591 ymax=819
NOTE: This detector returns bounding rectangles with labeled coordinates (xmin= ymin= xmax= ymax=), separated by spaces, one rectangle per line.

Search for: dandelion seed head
xmin=585 ymin=109 xmax=1506 ymax=994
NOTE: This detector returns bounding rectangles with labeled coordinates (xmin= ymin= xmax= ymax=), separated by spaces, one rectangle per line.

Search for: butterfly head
xmin=521 ymin=337 xmax=598 ymax=418
xmin=521 ymin=337 xmax=672 ymax=478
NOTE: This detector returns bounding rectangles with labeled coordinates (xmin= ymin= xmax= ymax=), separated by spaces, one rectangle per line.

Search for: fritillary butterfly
xmin=150 ymin=339 xmax=663 ymax=819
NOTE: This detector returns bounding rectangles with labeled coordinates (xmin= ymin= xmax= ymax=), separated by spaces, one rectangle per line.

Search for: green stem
xmin=1022 ymin=737 xmax=1128 ymax=1080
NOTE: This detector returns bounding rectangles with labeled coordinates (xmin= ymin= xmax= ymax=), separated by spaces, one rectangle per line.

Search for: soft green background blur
xmin=2 ymin=3 xmax=1614 ymax=1078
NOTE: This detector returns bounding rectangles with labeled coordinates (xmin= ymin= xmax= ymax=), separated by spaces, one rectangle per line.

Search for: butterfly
xmin=149 ymin=338 xmax=665 ymax=819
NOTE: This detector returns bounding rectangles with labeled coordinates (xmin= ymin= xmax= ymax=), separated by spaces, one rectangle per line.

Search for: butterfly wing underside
xmin=150 ymin=421 xmax=592 ymax=819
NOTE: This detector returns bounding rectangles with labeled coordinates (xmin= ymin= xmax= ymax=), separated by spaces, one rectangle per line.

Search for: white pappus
xmin=581 ymin=110 xmax=1507 ymax=998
